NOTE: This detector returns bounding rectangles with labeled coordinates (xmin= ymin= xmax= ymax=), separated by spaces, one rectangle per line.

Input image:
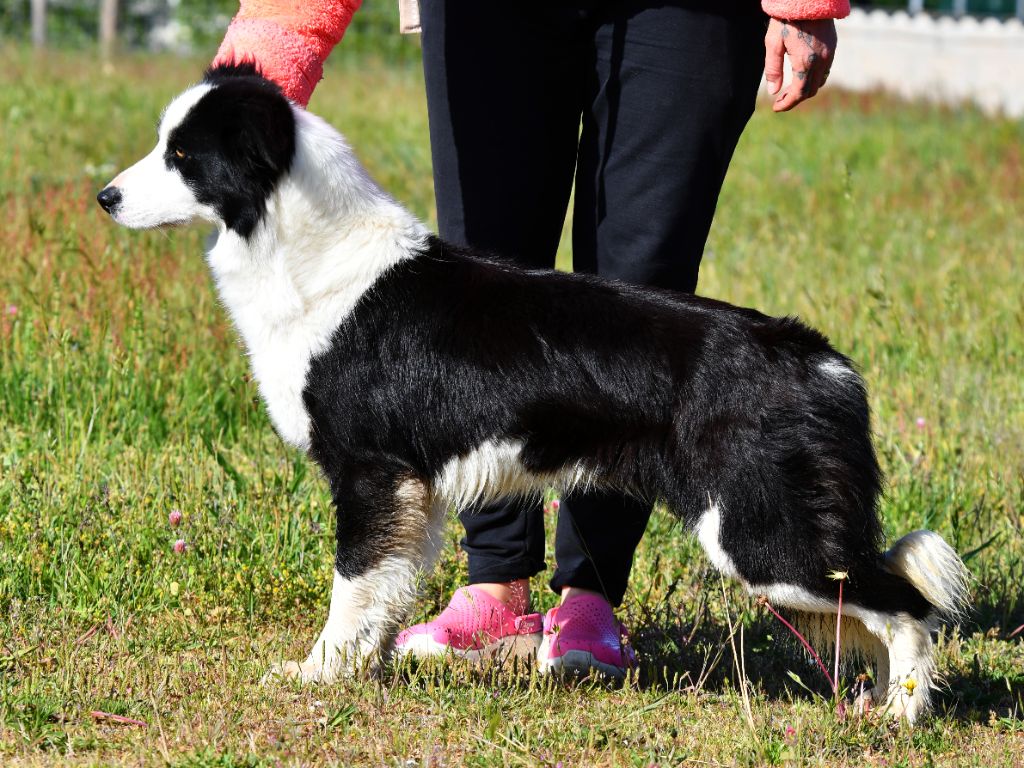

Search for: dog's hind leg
xmin=268 ymin=465 xmax=445 ymax=684
xmin=689 ymin=497 xmax=953 ymax=721
xmin=751 ymin=554 xmax=958 ymax=723
xmin=853 ymin=609 xmax=934 ymax=721
xmin=850 ymin=531 xmax=969 ymax=721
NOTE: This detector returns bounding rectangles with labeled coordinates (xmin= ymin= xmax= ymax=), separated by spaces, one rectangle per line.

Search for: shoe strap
xmin=460 ymin=586 xmax=542 ymax=634
xmin=513 ymin=613 xmax=543 ymax=634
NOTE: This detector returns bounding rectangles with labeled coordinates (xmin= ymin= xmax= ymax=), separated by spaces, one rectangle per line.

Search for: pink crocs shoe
xmin=537 ymin=593 xmax=637 ymax=679
xmin=395 ymin=586 xmax=542 ymax=662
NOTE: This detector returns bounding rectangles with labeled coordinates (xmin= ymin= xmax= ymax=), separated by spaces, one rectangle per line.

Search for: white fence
xmin=817 ymin=9 xmax=1024 ymax=117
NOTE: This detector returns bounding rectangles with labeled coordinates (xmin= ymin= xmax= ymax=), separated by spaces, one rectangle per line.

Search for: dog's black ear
xmin=201 ymin=64 xmax=296 ymax=178
xmin=225 ymin=84 xmax=297 ymax=179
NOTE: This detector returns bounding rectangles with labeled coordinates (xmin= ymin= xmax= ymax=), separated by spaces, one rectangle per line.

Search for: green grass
xmin=1 ymin=46 xmax=1023 ymax=766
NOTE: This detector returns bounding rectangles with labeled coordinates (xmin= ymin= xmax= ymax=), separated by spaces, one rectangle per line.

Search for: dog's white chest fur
xmin=203 ymin=111 xmax=428 ymax=451
xmin=207 ymin=234 xmax=324 ymax=448
xmin=207 ymin=226 xmax=419 ymax=450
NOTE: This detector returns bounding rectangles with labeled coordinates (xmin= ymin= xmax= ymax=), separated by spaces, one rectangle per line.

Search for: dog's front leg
xmin=268 ymin=468 xmax=443 ymax=684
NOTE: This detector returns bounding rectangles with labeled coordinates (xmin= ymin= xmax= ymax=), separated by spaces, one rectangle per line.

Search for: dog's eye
xmin=174 ymin=148 xmax=186 ymax=159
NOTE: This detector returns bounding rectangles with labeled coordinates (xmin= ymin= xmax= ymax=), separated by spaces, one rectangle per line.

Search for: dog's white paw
xmin=881 ymin=685 xmax=928 ymax=724
xmin=263 ymin=657 xmax=348 ymax=685
xmin=263 ymin=659 xmax=325 ymax=685
xmin=847 ymin=679 xmax=927 ymax=724
xmin=263 ymin=645 xmax=381 ymax=686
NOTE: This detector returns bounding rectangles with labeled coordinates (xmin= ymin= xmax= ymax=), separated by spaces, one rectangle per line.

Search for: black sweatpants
xmin=420 ymin=0 xmax=767 ymax=606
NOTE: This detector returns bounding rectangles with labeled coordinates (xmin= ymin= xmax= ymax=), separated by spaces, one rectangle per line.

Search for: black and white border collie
xmin=98 ymin=65 xmax=969 ymax=721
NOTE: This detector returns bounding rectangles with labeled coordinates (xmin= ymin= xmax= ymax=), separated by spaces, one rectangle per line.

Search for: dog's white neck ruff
xmin=206 ymin=108 xmax=429 ymax=449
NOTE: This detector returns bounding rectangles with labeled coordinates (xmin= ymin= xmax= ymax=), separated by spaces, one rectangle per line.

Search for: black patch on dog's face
xmin=164 ymin=65 xmax=295 ymax=238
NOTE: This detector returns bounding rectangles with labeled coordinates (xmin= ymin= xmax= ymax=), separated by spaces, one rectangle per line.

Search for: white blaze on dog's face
xmin=97 ymin=65 xmax=297 ymax=238
xmin=99 ymin=85 xmax=215 ymax=229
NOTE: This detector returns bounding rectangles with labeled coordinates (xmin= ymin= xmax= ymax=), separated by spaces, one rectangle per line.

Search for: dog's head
xmin=97 ymin=63 xmax=296 ymax=238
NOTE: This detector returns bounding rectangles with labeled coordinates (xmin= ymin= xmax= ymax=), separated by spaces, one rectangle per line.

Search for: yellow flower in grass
xmin=903 ymin=678 xmax=916 ymax=695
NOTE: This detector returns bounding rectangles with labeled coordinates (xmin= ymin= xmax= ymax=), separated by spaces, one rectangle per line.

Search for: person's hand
xmin=764 ymin=17 xmax=837 ymax=113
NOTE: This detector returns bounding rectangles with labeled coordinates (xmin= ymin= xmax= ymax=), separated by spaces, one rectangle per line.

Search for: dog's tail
xmin=883 ymin=530 xmax=970 ymax=619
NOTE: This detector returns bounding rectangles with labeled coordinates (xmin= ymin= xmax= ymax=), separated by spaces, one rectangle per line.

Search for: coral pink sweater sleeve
xmin=213 ymin=0 xmax=849 ymax=107
xmin=762 ymin=0 xmax=850 ymax=19
xmin=212 ymin=0 xmax=362 ymax=107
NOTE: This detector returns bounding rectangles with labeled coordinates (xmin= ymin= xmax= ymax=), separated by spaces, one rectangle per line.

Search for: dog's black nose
xmin=96 ymin=186 xmax=122 ymax=213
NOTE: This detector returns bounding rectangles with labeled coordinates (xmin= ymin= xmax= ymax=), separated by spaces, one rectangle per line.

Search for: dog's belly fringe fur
xmin=432 ymin=438 xmax=598 ymax=511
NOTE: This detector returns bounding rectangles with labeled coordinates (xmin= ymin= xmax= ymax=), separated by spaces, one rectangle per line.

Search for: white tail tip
xmin=884 ymin=530 xmax=970 ymax=619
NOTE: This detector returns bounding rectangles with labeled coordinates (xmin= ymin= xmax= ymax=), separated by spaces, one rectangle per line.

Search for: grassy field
xmin=1 ymin=46 xmax=1022 ymax=766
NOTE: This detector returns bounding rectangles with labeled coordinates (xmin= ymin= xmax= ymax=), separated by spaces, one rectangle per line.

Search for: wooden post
xmin=1017 ymin=0 xmax=1024 ymax=21
xmin=99 ymin=0 xmax=118 ymax=58
xmin=31 ymin=0 xmax=46 ymax=47
xmin=952 ymin=0 xmax=968 ymax=16
xmin=908 ymin=0 xmax=924 ymax=13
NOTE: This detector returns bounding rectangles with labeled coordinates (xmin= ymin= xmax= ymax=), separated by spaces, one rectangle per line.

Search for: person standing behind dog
xmin=213 ymin=0 xmax=844 ymax=677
